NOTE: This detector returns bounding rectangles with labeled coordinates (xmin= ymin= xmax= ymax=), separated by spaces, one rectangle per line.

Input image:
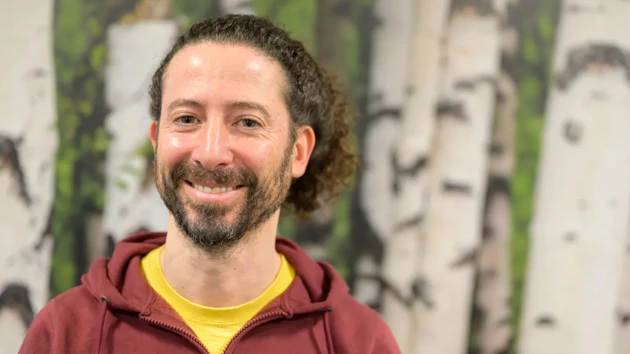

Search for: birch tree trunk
xmin=219 ymin=0 xmax=254 ymax=15
xmin=519 ymin=1 xmax=630 ymax=353
xmin=0 ymin=0 xmax=57 ymax=350
xmin=415 ymin=1 xmax=505 ymax=353
xmin=379 ymin=1 xmax=451 ymax=351
xmin=474 ymin=1 xmax=520 ymax=353
xmin=350 ymin=0 xmax=413 ymax=308
xmin=102 ymin=4 xmax=178 ymax=252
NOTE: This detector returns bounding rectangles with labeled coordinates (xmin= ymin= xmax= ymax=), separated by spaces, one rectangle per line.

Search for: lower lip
xmin=183 ymin=182 xmax=243 ymax=203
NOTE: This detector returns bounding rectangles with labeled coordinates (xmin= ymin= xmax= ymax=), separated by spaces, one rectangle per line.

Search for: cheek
xmin=238 ymin=140 xmax=280 ymax=172
xmin=156 ymin=134 xmax=192 ymax=166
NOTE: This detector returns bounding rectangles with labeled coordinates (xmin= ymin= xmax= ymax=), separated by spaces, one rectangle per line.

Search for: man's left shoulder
xmin=326 ymin=295 xmax=401 ymax=353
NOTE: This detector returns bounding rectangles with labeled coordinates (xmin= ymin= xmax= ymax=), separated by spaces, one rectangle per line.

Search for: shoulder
xmin=45 ymin=284 xmax=101 ymax=317
xmin=327 ymin=295 xmax=401 ymax=354
xmin=19 ymin=285 xmax=99 ymax=353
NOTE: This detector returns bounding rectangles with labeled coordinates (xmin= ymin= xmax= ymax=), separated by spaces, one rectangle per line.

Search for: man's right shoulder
xmin=18 ymin=285 xmax=100 ymax=353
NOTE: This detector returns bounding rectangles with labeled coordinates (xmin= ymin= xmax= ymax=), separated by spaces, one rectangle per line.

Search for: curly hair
xmin=148 ymin=14 xmax=357 ymax=219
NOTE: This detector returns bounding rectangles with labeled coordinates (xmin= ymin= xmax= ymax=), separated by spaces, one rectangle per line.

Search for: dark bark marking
xmin=391 ymin=152 xmax=428 ymax=195
xmin=450 ymin=247 xmax=478 ymax=268
xmin=0 ymin=283 xmax=35 ymax=328
xmin=368 ymin=106 xmax=402 ymax=122
xmin=618 ymin=309 xmax=630 ymax=326
xmin=535 ymin=314 xmax=556 ymax=327
xmin=0 ymin=134 xmax=32 ymax=206
xmin=482 ymin=224 xmax=495 ymax=240
xmin=555 ymin=43 xmax=630 ymax=90
xmin=358 ymin=274 xmax=434 ymax=309
xmin=490 ymin=142 xmax=505 ymax=156
xmin=565 ymin=231 xmax=577 ymax=243
xmin=436 ymin=99 xmax=468 ymax=121
xmin=487 ymin=176 xmax=511 ymax=198
xmin=454 ymin=75 xmax=496 ymax=91
xmin=563 ymin=119 xmax=583 ymax=144
xmin=442 ymin=180 xmax=473 ymax=194
xmin=393 ymin=214 xmax=424 ymax=233
xmin=393 ymin=155 xmax=428 ymax=177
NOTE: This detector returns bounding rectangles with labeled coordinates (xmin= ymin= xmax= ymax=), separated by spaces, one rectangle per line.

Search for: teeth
xmin=193 ymin=184 xmax=234 ymax=194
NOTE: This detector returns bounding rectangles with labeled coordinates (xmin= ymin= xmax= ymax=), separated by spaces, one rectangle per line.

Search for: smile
xmin=184 ymin=180 xmax=245 ymax=197
xmin=193 ymin=184 xmax=235 ymax=194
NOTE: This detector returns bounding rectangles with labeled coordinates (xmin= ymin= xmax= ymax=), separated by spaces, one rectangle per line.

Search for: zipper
xmin=141 ymin=316 xmax=211 ymax=354
xmin=221 ymin=310 xmax=287 ymax=354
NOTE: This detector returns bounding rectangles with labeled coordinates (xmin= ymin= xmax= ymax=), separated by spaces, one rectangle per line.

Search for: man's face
xmin=150 ymin=42 xmax=313 ymax=252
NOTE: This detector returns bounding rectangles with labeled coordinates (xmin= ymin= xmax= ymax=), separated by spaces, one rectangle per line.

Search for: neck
xmin=160 ymin=212 xmax=282 ymax=308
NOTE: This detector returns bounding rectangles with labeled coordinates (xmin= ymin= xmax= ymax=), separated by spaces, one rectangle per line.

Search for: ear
xmin=291 ymin=125 xmax=316 ymax=178
xmin=149 ymin=121 xmax=158 ymax=151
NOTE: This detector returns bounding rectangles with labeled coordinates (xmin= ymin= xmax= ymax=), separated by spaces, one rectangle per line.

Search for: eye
xmin=176 ymin=115 xmax=197 ymax=124
xmin=239 ymin=118 xmax=260 ymax=128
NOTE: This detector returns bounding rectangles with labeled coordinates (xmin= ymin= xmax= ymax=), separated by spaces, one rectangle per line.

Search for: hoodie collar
xmin=81 ymin=232 xmax=349 ymax=316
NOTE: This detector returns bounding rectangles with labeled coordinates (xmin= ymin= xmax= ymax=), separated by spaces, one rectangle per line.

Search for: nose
xmin=191 ymin=120 xmax=234 ymax=171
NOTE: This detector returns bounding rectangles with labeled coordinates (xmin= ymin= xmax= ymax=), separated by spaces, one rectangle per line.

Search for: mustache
xmin=169 ymin=162 xmax=257 ymax=186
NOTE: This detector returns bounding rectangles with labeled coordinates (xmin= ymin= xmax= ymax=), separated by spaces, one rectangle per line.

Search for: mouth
xmin=185 ymin=181 xmax=245 ymax=195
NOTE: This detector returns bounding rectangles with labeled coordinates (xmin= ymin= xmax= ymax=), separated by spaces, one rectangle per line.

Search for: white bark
xmin=416 ymin=2 xmax=505 ymax=353
xmin=476 ymin=73 xmax=517 ymax=354
xmin=476 ymin=2 xmax=519 ymax=352
xmin=353 ymin=0 xmax=414 ymax=305
xmin=519 ymin=1 xmax=630 ymax=354
xmin=220 ymin=0 xmax=254 ymax=15
xmin=0 ymin=0 xmax=57 ymax=349
xmin=102 ymin=21 xmax=178 ymax=247
xmin=0 ymin=307 xmax=28 ymax=354
xmin=379 ymin=0 xmax=451 ymax=352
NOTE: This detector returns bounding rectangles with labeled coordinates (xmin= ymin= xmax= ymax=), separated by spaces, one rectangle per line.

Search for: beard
xmin=154 ymin=142 xmax=294 ymax=256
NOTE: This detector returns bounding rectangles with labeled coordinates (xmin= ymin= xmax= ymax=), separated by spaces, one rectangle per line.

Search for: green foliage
xmin=509 ymin=1 xmax=559 ymax=351
xmin=253 ymin=0 xmax=316 ymax=54
xmin=172 ymin=0 xmax=214 ymax=28
xmin=277 ymin=212 xmax=296 ymax=239
xmin=51 ymin=0 xmax=111 ymax=296
xmin=327 ymin=187 xmax=353 ymax=279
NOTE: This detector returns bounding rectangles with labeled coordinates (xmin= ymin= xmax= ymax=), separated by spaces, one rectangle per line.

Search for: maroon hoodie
xmin=19 ymin=232 xmax=400 ymax=354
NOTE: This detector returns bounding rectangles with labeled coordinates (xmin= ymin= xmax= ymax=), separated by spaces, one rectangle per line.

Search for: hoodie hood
xmin=81 ymin=231 xmax=350 ymax=315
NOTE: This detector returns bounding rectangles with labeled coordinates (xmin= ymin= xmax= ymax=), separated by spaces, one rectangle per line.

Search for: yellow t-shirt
xmin=140 ymin=245 xmax=296 ymax=354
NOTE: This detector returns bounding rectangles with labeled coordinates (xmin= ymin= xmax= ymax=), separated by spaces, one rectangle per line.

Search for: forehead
xmin=162 ymin=42 xmax=288 ymax=104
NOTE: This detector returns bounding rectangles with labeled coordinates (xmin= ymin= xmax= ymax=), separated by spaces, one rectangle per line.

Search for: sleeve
xmin=371 ymin=320 xmax=402 ymax=354
xmin=18 ymin=303 xmax=56 ymax=354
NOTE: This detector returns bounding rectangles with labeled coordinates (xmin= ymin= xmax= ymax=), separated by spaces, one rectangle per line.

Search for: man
xmin=19 ymin=14 xmax=400 ymax=354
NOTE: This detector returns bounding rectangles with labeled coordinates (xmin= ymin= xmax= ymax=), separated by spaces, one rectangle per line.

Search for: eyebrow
xmin=166 ymin=99 xmax=272 ymax=119
xmin=166 ymin=98 xmax=203 ymax=114
xmin=226 ymin=101 xmax=272 ymax=119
